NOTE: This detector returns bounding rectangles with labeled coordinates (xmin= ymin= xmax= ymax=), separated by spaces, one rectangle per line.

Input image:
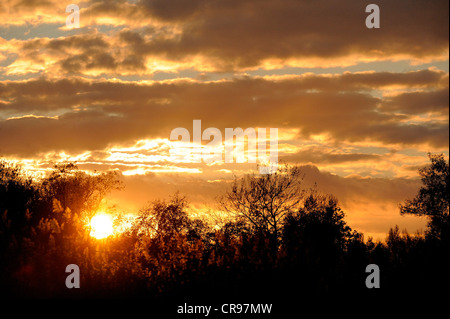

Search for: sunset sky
xmin=0 ymin=0 xmax=448 ymax=240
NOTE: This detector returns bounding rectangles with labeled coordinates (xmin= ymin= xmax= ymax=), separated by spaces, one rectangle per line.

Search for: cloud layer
xmin=1 ymin=70 xmax=448 ymax=157
xmin=0 ymin=0 xmax=448 ymax=239
xmin=1 ymin=0 xmax=448 ymax=75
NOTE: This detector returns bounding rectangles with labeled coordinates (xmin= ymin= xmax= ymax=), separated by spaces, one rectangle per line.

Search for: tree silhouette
xmin=41 ymin=163 xmax=123 ymax=219
xmin=281 ymin=192 xmax=362 ymax=292
xmin=218 ymin=164 xmax=305 ymax=248
xmin=0 ymin=161 xmax=37 ymax=282
xmin=130 ymin=194 xmax=207 ymax=295
xmin=2 ymin=157 xmax=449 ymax=299
xmin=400 ymin=154 xmax=449 ymax=242
xmin=0 ymin=160 xmax=37 ymax=227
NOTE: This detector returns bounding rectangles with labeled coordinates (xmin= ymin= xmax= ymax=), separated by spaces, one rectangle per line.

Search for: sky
xmin=0 ymin=0 xmax=448 ymax=240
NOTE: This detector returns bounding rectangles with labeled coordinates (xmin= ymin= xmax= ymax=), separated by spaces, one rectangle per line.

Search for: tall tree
xmin=400 ymin=154 xmax=449 ymax=241
xmin=281 ymin=193 xmax=362 ymax=291
xmin=218 ymin=164 xmax=305 ymax=246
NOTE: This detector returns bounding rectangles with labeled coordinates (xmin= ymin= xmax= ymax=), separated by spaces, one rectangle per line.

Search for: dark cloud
xmin=338 ymin=70 xmax=447 ymax=90
xmin=10 ymin=1 xmax=446 ymax=74
xmin=0 ymin=70 xmax=448 ymax=157
xmin=134 ymin=0 xmax=449 ymax=70
xmin=296 ymin=165 xmax=421 ymax=206
xmin=381 ymin=87 xmax=449 ymax=115
xmin=140 ymin=0 xmax=205 ymax=21
xmin=18 ymin=34 xmax=126 ymax=74
xmin=16 ymin=0 xmax=54 ymax=9
xmin=281 ymin=150 xmax=382 ymax=165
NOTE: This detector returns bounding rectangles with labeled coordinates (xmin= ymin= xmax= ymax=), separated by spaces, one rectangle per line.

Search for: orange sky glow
xmin=0 ymin=0 xmax=448 ymax=241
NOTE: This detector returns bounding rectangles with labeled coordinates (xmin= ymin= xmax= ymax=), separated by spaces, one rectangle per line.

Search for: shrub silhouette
xmin=1 ymin=156 xmax=448 ymax=298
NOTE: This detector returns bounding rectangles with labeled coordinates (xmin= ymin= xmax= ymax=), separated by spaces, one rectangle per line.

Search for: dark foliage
xmin=400 ymin=153 xmax=449 ymax=242
xmin=0 ymin=156 xmax=448 ymax=300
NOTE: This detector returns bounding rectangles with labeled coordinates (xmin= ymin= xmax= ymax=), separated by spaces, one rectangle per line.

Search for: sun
xmin=90 ymin=213 xmax=114 ymax=239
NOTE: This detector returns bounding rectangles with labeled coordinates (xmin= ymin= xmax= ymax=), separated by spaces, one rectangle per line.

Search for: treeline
xmin=0 ymin=155 xmax=448 ymax=299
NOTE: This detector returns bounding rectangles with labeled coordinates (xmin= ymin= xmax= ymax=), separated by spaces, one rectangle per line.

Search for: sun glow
xmin=90 ymin=214 xmax=114 ymax=239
